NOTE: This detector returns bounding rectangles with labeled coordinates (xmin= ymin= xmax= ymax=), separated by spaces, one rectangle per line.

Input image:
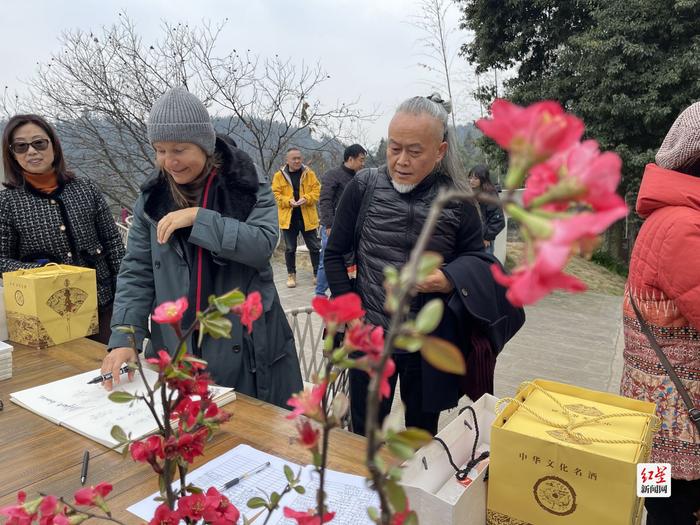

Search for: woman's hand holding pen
xmin=100 ymin=347 xmax=137 ymax=391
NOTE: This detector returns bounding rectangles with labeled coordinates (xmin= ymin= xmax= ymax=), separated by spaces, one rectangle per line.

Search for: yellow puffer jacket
xmin=271 ymin=166 xmax=320 ymax=230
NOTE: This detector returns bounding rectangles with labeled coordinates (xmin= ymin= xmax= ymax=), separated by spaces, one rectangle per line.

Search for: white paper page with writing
xmin=127 ymin=444 xmax=302 ymax=523
xmin=10 ymin=368 xmax=160 ymax=424
xmin=279 ymin=467 xmax=379 ymax=525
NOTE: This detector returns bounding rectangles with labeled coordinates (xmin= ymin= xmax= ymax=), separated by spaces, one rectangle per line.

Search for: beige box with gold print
xmin=2 ymin=264 xmax=98 ymax=349
xmin=486 ymin=379 xmax=658 ymax=525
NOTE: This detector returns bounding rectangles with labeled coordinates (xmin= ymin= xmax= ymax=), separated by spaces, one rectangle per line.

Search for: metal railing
xmin=284 ymin=306 xmax=351 ymax=430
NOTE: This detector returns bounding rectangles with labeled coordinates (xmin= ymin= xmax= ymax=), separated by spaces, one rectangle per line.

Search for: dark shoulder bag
xmin=628 ymin=294 xmax=700 ymax=433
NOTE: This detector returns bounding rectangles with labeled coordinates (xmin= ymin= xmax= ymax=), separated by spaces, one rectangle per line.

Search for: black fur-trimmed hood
xmin=142 ymin=134 xmax=259 ymax=223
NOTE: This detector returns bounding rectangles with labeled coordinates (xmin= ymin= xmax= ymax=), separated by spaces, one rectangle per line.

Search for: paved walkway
xmin=272 ymin=258 xmax=625 ymax=426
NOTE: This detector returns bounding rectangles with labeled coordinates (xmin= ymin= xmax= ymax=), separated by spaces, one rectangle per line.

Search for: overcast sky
xmin=0 ymin=0 xmax=482 ymax=147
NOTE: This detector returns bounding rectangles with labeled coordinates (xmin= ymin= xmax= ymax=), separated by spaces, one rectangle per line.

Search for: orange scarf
xmin=24 ymin=171 xmax=58 ymax=194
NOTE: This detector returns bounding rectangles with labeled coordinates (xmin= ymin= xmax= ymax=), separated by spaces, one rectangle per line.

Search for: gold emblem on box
xmin=533 ymin=475 xmax=577 ymax=516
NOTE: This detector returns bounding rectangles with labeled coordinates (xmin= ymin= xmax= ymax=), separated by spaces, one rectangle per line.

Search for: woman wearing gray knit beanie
xmin=101 ymin=86 xmax=303 ymax=408
xmin=622 ymin=101 xmax=700 ymax=524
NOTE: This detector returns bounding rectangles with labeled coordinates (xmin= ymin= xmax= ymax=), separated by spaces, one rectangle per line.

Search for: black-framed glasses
xmin=10 ymin=139 xmax=51 ymax=154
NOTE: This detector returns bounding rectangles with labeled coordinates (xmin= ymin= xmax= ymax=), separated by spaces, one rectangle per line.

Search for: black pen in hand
xmin=80 ymin=450 xmax=90 ymax=485
xmin=222 ymin=461 xmax=271 ymax=490
xmin=86 ymin=365 xmax=131 ymax=385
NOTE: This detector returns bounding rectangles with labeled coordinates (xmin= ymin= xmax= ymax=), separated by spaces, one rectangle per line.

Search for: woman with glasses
xmin=0 ymin=114 xmax=125 ymax=343
xmin=468 ymin=164 xmax=505 ymax=254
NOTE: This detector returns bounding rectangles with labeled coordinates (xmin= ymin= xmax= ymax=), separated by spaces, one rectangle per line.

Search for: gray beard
xmin=391 ymin=180 xmax=418 ymax=194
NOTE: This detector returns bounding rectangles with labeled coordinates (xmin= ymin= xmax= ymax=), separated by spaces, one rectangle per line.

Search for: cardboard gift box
xmin=402 ymin=394 xmax=498 ymax=525
xmin=3 ymin=265 xmax=98 ymax=348
xmin=487 ymin=379 xmax=658 ymax=525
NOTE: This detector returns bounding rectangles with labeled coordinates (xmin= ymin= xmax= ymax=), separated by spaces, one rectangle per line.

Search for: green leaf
xmin=247 ymin=497 xmax=268 ymax=509
xmin=200 ymin=316 xmax=233 ymax=340
xmin=293 ymin=485 xmax=306 ymax=494
xmin=185 ymin=484 xmax=203 ymax=494
xmin=416 ymin=252 xmax=443 ymax=282
xmin=386 ymin=480 xmax=407 ymax=513
xmin=331 ymin=348 xmax=347 ymax=363
xmin=420 ymin=336 xmax=466 ymax=375
xmin=269 ymin=492 xmax=280 ymax=508
xmin=367 ymin=507 xmax=380 ymax=522
xmin=108 ymin=391 xmax=136 ymax=403
xmin=387 ymin=440 xmax=415 ymax=461
xmin=404 ymin=511 xmax=419 ymax=525
xmin=383 ymin=266 xmax=399 ymax=286
xmin=394 ymin=335 xmax=423 ymax=352
xmin=415 ymin=299 xmax=443 ymax=334
xmin=110 ymin=425 xmax=128 ymax=443
xmin=284 ymin=465 xmax=294 ymax=483
xmin=394 ymin=428 xmax=433 ymax=449
xmin=218 ymin=289 xmax=245 ymax=308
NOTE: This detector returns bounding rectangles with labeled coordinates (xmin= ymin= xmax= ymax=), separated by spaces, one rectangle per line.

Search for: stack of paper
xmin=0 ymin=341 xmax=12 ymax=380
xmin=128 ymin=444 xmax=380 ymax=525
xmin=10 ymin=367 xmax=236 ymax=449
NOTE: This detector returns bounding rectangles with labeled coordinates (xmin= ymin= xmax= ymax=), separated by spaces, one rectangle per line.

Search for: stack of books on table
xmin=0 ymin=341 xmax=12 ymax=380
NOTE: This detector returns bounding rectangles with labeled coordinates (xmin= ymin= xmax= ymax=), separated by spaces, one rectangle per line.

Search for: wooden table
xmin=0 ymin=339 xmax=371 ymax=523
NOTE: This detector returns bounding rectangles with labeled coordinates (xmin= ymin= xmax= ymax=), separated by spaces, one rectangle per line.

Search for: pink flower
xmin=173 ymin=397 xmax=202 ymax=428
xmin=345 ymin=323 xmax=384 ymax=359
xmin=232 ymin=291 xmax=263 ymax=333
xmin=152 ymin=297 xmax=188 ymax=325
xmin=148 ymin=503 xmax=180 ymax=525
xmin=0 ymin=492 xmax=33 ymax=525
xmin=74 ymin=482 xmax=112 ymax=506
xmin=540 ymin=208 xmax=629 ymax=269
xmin=283 ymin=507 xmax=336 ymax=525
xmin=175 ymin=428 xmax=208 ymax=462
xmin=357 ymin=356 xmax=396 ymax=400
xmin=297 ymin=420 xmax=320 ymax=449
xmin=312 ymin=294 xmax=365 ymax=325
xmin=476 ymin=99 xmax=584 ymax=170
xmin=492 ymin=261 xmax=586 ymax=307
xmin=177 ymin=493 xmax=206 ymax=521
xmin=202 ymin=487 xmax=240 ymax=524
xmin=146 ymin=350 xmax=172 ymax=371
xmin=130 ymin=435 xmax=165 ymax=463
xmin=524 ymin=140 xmax=625 ymax=212
xmin=287 ymin=382 xmax=327 ymax=420
xmin=38 ymin=496 xmax=58 ymax=517
xmin=378 ymin=357 xmax=396 ymax=400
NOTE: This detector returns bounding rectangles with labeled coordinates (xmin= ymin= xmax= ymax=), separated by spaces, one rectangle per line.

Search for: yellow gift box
xmin=487 ymin=379 xmax=658 ymax=525
xmin=3 ymin=264 xmax=98 ymax=348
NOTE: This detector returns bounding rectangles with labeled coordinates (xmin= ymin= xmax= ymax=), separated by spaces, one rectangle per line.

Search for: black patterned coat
xmin=0 ymin=177 xmax=125 ymax=306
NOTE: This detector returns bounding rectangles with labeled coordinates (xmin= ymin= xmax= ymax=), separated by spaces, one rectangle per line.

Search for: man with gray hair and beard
xmin=324 ymin=94 xmax=490 ymax=435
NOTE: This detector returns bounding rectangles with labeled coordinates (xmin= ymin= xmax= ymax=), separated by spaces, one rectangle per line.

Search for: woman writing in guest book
xmin=0 ymin=115 xmax=126 ymax=344
xmin=101 ymin=87 xmax=302 ymax=408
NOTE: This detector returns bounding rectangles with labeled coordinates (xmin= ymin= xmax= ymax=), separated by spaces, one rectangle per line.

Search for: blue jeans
xmin=315 ymin=227 xmax=329 ymax=296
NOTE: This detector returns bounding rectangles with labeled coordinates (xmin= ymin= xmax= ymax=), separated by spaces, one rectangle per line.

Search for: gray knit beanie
xmin=656 ymin=101 xmax=700 ymax=170
xmin=147 ymin=87 xmax=216 ymax=155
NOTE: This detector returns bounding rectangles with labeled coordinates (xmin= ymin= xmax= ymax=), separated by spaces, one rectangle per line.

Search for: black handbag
xmin=628 ymin=294 xmax=700 ymax=434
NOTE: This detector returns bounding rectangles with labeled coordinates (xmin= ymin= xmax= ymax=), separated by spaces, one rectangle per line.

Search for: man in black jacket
xmin=315 ymin=144 xmax=366 ymax=297
xmin=324 ymin=94 xmax=489 ymax=436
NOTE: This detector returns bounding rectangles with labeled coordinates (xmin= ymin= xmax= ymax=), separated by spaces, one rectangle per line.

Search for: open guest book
xmin=128 ymin=444 xmax=380 ymax=525
xmin=10 ymin=367 xmax=236 ymax=449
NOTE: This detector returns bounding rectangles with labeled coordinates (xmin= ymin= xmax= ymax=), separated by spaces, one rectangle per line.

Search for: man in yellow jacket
xmin=271 ymin=147 xmax=321 ymax=288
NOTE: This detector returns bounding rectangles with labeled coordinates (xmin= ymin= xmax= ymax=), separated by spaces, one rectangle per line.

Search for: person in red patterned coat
xmin=622 ymin=102 xmax=700 ymax=525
